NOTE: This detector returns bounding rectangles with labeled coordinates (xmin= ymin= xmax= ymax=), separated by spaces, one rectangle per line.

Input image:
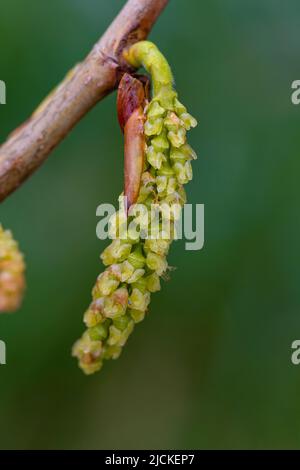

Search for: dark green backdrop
xmin=1 ymin=0 xmax=300 ymax=449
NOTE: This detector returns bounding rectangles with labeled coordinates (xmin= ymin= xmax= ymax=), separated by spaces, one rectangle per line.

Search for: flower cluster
xmin=0 ymin=225 xmax=25 ymax=313
xmin=73 ymin=42 xmax=197 ymax=374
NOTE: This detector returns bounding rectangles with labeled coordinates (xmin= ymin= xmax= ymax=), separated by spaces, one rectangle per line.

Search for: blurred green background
xmin=0 ymin=0 xmax=300 ymax=450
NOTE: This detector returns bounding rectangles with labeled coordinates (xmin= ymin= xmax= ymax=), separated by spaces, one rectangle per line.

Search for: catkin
xmin=73 ymin=42 xmax=197 ymax=374
xmin=0 ymin=225 xmax=25 ymax=313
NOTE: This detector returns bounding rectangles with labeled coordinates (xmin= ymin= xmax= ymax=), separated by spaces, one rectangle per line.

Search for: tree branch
xmin=0 ymin=0 xmax=169 ymax=203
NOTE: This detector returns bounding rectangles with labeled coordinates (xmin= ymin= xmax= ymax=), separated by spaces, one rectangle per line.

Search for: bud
xmin=141 ymin=171 xmax=156 ymax=186
xmin=88 ymin=321 xmax=110 ymax=341
xmin=127 ymin=246 xmax=146 ymax=269
xmin=128 ymin=204 xmax=149 ymax=234
xmin=117 ymin=73 xmax=148 ymax=210
xmin=167 ymin=127 xmax=186 ymax=148
xmin=159 ymin=202 xmax=182 ymax=222
xmin=129 ymin=288 xmax=150 ymax=312
xmin=170 ymin=143 xmax=197 ymax=162
xmin=92 ymin=270 xmax=119 ymax=297
xmin=164 ymin=111 xmax=182 ymax=132
xmin=147 ymin=100 xmax=165 ymax=119
xmin=107 ymin=325 xmax=123 ymax=346
xmin=146 ymin=252 xmax=167 ymax=275
xmin=79 ymin=356 xmax=103 ymax=375
xmin=127 ymin=268 xmax=145 ymax=283
xmin=173 ymin=161 xmax=192 ymax=185
xmin=72 ymin=332 xmax=103 ymax=375
xmin=131 ymin=276 xmax=148 ymax=293
xmin=144 ymin=239 xmax=170 ymax=257
xmin=151 ymin=131 xmax=169 ymax=152
xmin=101 ymin=239 xmax=132 ymax=266
xmin=145 ymin=273 xmax=161 ymax=293
xmin=146 ymin=145 xmax=166 ymax=170
xmin=128 ymin=308 xmax=146 ymax=323
xmin=119 ymin=260 xmax=135 ymax=282
xmin=156 ymin=175 xmax=167 ymax=193
xmin=180 ymin=113 xmax=197 ymax=130
xmin=108 ymin=319 xmax=134 ymax=347
xmin=185 ymin=161 xmax=193 ymax=180
xmin=103 ymin=287 xmax=128 ymax=319
xmin=113 ymin=313 xmax=131 ymax=331
xmin=145 ymin=117 xmax=164 ymax=136
xmin=108 ymin=263 xmax=122 ymax=279
xmin=83 ymin=301 xmax=104 ymax=327
xmin=108 ymin=210 xmax=127 ymax=239
xmin=103 ymin=344 xmax=122 ymax=360
xmin=157 ymin=163 xmax=174 ymax=178
xmin=166 ymin=177 xmax=177 ymax=195
xmin=173 ymin=98 xmax=187 ymax=115
xmin=137 ymin=185 xmax=153 ymax=203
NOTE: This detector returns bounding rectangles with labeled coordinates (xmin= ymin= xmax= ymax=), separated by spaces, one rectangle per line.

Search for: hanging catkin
xmin=0 ymin=225 xmax=25 ymax=313
xmin=73 ymin=42 xmax=197 ymax=374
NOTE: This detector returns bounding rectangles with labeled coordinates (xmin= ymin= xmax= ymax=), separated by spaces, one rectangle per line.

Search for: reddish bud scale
xmin=117 ymin=73 xmax=149 ymax=210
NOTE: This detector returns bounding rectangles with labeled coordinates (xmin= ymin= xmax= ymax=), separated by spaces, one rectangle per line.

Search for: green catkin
xmin=72 ymin=41 xmax=197 ymax=374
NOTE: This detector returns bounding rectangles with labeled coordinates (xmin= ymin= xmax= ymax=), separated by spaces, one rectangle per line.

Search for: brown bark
xmin=0 ymin=0 xmax=169 ymax=202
